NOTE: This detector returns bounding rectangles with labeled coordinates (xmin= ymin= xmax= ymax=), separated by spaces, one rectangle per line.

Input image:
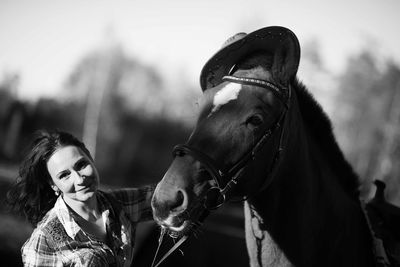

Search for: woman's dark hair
xmin=6 ymin=129 xmax=92 ymax=226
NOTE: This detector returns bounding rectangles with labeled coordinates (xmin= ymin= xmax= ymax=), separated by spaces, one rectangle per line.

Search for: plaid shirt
xmin=22 ymin=185 xmax=155 ymax=267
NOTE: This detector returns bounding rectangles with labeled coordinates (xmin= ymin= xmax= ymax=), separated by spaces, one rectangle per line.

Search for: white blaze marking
xmin=209 ymin=83 xmax=242 ymax=116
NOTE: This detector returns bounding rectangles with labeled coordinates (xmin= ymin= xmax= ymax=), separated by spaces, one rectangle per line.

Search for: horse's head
xmin=151 ymin=27 xmax=300 ymax=236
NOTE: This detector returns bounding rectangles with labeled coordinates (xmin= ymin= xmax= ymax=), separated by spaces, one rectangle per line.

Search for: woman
xmin=7 ymin=129 xmax=155 ymax=266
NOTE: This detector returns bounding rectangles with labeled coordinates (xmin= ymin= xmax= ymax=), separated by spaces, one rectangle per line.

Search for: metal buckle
xmin=204 ymin=187 xmax=226 ymax=210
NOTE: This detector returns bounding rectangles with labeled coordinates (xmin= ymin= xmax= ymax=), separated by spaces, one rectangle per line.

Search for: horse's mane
xmin=293 ymin=79 xmax=360 ymax=198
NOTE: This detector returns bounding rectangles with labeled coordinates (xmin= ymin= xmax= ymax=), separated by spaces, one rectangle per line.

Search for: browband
xmin=222 ymin=75 xmax=290 ymax=109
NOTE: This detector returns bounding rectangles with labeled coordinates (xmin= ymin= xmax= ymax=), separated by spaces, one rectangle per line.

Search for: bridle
xmin=174 ymin=75 xmax=291 ymax=210
xmin=151 ymin=75 xmax=291 ymax=267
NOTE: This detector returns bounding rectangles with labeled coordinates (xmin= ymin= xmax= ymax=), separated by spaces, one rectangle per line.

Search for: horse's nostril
xmin=152 ymin=187 xmax=188 ymax=221
xmin=170 ymin=190 xmax=185 ymax=212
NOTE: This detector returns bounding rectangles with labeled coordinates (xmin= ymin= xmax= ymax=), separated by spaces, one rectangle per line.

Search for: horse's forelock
xmin=235 ymin=51 xmax=273 ymax=71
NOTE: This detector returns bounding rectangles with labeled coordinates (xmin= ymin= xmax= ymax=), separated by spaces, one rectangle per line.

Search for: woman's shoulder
xmin=22 ymin=213 xmax=56 ymax=253
xmin=101 ymin=185 xmax=156 ymax=203
xmin=98 ymin=188 xmax=136 ymax=205
xmin=21 ymin=211 xmax=69 ymax=266
xmin=24 ymin=208 xmax=68 ymax=251
xmin=99 ymin=185 xmax=155 ymax=222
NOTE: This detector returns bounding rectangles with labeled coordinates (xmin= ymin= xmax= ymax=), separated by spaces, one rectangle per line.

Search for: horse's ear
xmin=200 ymin=26 xmax=300 ymax=91
xmin=271 ymin=35 xmax=300 ymax=86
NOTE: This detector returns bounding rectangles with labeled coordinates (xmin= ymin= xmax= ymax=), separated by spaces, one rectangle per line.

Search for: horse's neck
xmin=244 ymin=98 xmax=374 ymax=267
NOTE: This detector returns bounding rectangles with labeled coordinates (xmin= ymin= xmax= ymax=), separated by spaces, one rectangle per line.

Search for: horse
xmin=151 ymin=26 xmax=376 ymax=267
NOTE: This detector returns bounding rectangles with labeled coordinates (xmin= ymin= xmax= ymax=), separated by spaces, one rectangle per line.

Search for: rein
xmin=151 ymin=75 xmax=291 ymax=267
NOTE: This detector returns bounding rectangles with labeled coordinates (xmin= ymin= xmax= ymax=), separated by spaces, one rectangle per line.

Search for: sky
xmin=0 ymin=0 xmax=399 ymax=100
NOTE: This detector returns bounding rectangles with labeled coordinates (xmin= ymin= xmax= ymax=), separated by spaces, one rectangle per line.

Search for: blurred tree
xmin=0 ymin=73 xmax=27 ymax=162
xmin=370 ymin=62 xmax=400 ymax=204
xmin=31 ymin=98 xmax=84 ymax=137
xmin=298 ymin=39 xmax=337 ymax=117
xmin=335 ymin=51 xmax=381 ymax=176
xmin=0 ymin=75 xmax=17 ymax=160
xmin=335 ymin=51 xmax=400 ymax=204
xmin=63 ymin=41 xmax=196 ymax=186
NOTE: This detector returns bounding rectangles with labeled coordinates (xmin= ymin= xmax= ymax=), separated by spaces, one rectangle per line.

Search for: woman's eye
xmin=77 ymin=161 xmax=89 ymax=170
xmin=246 ymin=114 xmax=264 ymax=127
xmin=59 ymin=172 xmax=70 ymax=179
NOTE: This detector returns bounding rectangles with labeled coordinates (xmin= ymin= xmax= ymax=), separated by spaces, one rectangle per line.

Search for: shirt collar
xmin=54 ymin=192 xmax=112 ymax=240
xmin=54 ymin=195 xmax=82 ymax=239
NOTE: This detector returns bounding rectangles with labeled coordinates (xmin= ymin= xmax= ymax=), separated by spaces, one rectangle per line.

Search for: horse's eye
xmin=246 ymin=114 xmax=264 ymax=127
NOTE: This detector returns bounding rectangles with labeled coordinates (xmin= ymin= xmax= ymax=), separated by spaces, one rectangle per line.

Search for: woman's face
xmin=47 ymin=145 xmax=99 ymax=203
